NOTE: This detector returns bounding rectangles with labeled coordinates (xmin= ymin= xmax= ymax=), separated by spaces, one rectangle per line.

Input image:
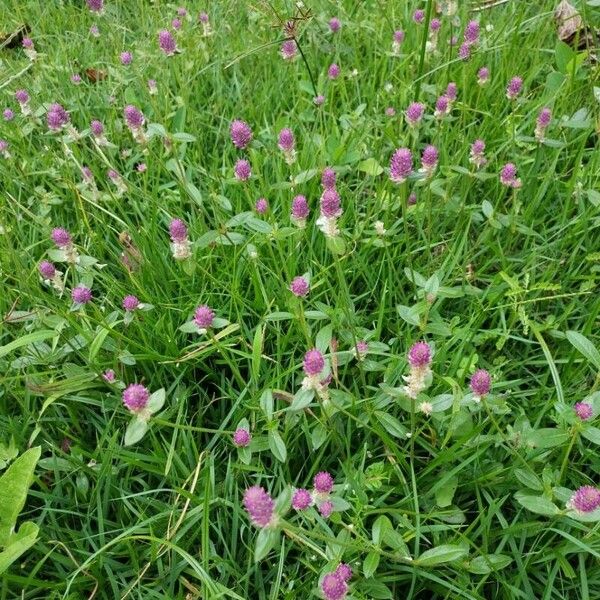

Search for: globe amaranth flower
xmin=408 ymin=191 xmax=417 ymax=205
xmin=408 ymin=341 xmax=432 ymax=368
xmin=313 ymin=94 xmax=326 ymax=106
xmin=328 ymin=63 xmax=340 ymax=80
xmin=500 ymin=163 xmax=522 ymax=189
xmin=470 ymin=369 xmax=491 ymax=400
xmin=87 ymin=0 xmax=104 ymax=12
xmin=194 ymin=305 xmax=215 ymax=329
xmin=233 ymin=428 xmax=251 ymax=447
xmin=355 ymin=340 xmax=368 ymax=357
xmin=320 ymin=189 xmax=341 ymax=218
xmin=72 ymin=285 xmax=92 ymax=305
xmin=47 ymin=103 xmax=70 ymax=131
xmin=319 ymin=500 xmax=334 ymax=518
xmin=574 ymin=402 xmax=593 ymax=421
xmin=430 ymin=18 xmax=441 ymax=32
xmin=243 ymin=486 xmax=276 ymax=527
xmin=290 ymin=276 xmax=309 ymax=297
xmin=280 ymin=39 xmax=297 ymax=61
xmin=506 ymin=76 xmax=523 ymax=100
xmin=122 ymin=295 xmax=140 ymax=312
xmin=568 ymin=486 xmax=600 ymax=513
xmin=385 ymin=106 xmax=396 ymax=117
xmin=328 ymin=17 xmax=341 ymax=33
xmin=464 ymin=20 xmax=480 ymax=44
xmin=124 ymin=105 xmax=145 ymax=130
xmin=230 ymin=119 xmax=252 ymax=149
xmin=148 ymin=79 xmax=158 ymax=94
xmin=535 ymin=107 xmax=552 ymax=141
xmin=392 ymin=30 xmax=404 ymax=53
xmin=255 ymin=197 xmax=268 ymax=214
xmin=51 ymin=227 xmax=72 ymax=248
xmin=405 ymin=102 xmax=425 ymax=126
xmin=90 ymin=24 xmax=100 ymax=37
xmin=458 ymin=42 xmax=471 ymax=61
xmin=169 ymin=218 xmax=192 ymax=260
xmin=421 ymin=145 xmax=438 ymax=175
xmin=172 ymin=18 xmax=182 ymax=30
xmin=15 ymin=89 xmax=30 ymax=115
xmin=321 ymin=572 xmax=348 ymax=600
xmin=122 ymin=383 xmax=150 ymax=414
xmin=321 ymin=167 xmax=336 ymax=190
xmin=413 ymin=9 xmax=425 ymax=24
xmin=3 ymin=108 xmax=14 ymax=121
xmin=469 ymin=139 xmax=487 ymax=169
xmin=234 ymin=159 xmax=251 ymax=181
xmin=335 ymin=564 xmax=352 ymax=582
xmin=292 ymin=488 xmax=312 ymax=510
xmin=120 ymin=51 xmax=133 ymax=65
xmin=291 ymin=195 xmax=309 ymax=226
xmin=446 ymin=82 xmax=458 ymax=102
xmin=39 ymin=260 xmax=56 ymax=280
xmin=158 ymin=29 xmax=177 ymax=55
xmin=434 ymin=95 xmax=450 ymax=118
xmin=390 ymin=148 xmax=412 ymax=184
xmin=404 ymin=341 xmax=433 ymax=399
xmin=102 ymin=369 xmax=116 ymax=383
xmin=278 ymin=127 xmax=296 ymax=164
xmin=304 ymin=348 xmax=325 ymax=376
xmin=314 ymin=471 xmax=334 ymax=494
xmin=477 ymin=67 xmax=490 ymax=85
xmin=21 ymin=37 xmax=37 ymax=60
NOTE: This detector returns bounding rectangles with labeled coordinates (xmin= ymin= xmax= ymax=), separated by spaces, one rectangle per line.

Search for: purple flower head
xmin=137 ymin=162 xmax=147 ymax=173
xmin=450 ymin=34 xmax=459 ymax=46
xmin=328 ymin=63 xmax=340 ymax=80
xmin=470 ymin=139 xmax=487 ymax=168
xmin=335 ymin=564 xmax=352 ymax=582
xmin=421 ymin=145 xmax=439 ymax=171
xmin=194 ymin=305 xmax=215 ymax=329
xmin=124 ymin=105 xmax=145 ymax=130
xmin=569 ymin=486 xmax=600 ymax=513
xmin=230 ymin=119 xmax=253 ymax=149
xmin=537 ymin=107 xmax=552 ymax=128
xmin=172 ymin=18 xmax=182 ymax=30
xmin=390 ymin=148 xmax=413 ymax=184
xmin=278 ymin=128 xmax=295 ymax=152
xmin=122 ymin=295 xmax=140 ymax=311
xmin=356 ymin=340 xmax=368 ymax=355
xmin=243 ymin=486 xmax=275 ymax=527
xmin=81 ymin=166 xmax=94 ymax=182
xmin=446 ymin=82 xmax=458 ymax=101
xmin=233 ymin=428 xmax=251 ymax=447
xmin=107 ymin=169 xmax=120 ymax=182
xmin=148 ymin=79 xmax=158 ymax=93
xmin=408 ymin=191 xmax=417 ymax=205
xmin=405 ymin=102 xmax=425 ymax=126
xmin=329 ymin=17 xmax=341 ymax=33
xmin=158 ymin=29 xmax=177 ymax=55
xmin=22 ymin=37 xmax=33 ymax=49
xmin=47 ymin=103 xmax=69 ymax=131
xmin=102 ymin=369 xmax=116 ymax=383
xmin=120 ymin=51 xmax=133 ymax=65
xmin=319 ymin=500 xmax=334 ymax=518
xmin=3 ymin=108 xmax=14 ymax=121
xmin=472 ymin=139 xmax=485 ymax=154
xmin=0 ymin=139 xmax=8 ymax=154
xmin=413 ymin=9 xmax=425 ymax=24
xmin=393 ymin=30 xmax=405 ymax=43
xmin=39 ymin=260 xmax=56 ymax=279
xmin=90 ymin=24 xmax=100 ymax=37
xmin=385 ymin=106 xmax=396 ymax=117
xmin=290 ymin=276 xmax=309 ymax=297
xmin=314 ymin=94 xmax=325 ymax=106
xmin=470 ymin=369 xmax=491 ymax=397
xmin=281 ymin=39 xmax=297 ymax=60
xmin=292 ymin=488 xmax=312 ymax=510
xmin=506 ymin=76 xmax=523 ymax=100
xmin=464 ymin=20 xmax=480 ymax=44
xmin=177 ymin=7 xmax=187 ymax=17
xmin=500 ymin=163 xmax=521 ymax=188
xmin=87 ymin=0 xmax=104 ymax=12
xmin=458 ymin=42 xmax=471 ymax=61
xmin=314 ymin=471 xmax=334 ymax=494
xmin=169 ymin=218 xmax=188 ymax=242
xmin=320 ymin=189 xmax=341 ymax=218
xmin=321 ymin=167 xmax=336 ymax=190
xmin=304 ymin=348 xmax=325 ymax=376
xmin=122 ymin=383 xmax=149 ymax=413
xmin=234 ymin=159 xmax=251 ymax=181
xmin=477 ymin=67 xmax=490 ymax=84
xmin=575 ymin=402 xmax=593 ymax=421
xmin=430 ymin=18 xmax=441 ymax=32
xmin=90 ymin=119 xmax=104 ymax=136
xmin=199 ymin=12 xmax=209 ymax=23
xmin=15 ymin=89 xmax=29 ymax=105
xmin=51 ymin=227 xmax=71 ymax=248
xmin=255 ymin=197 xmax=268 ymax=214
xmin=435 ymin=95 xmax=450 ymax=116
xmin=321 ymin=573 xmax=347 ymax=600
xmin=72 ymin=285 xmax=92 ymax=305
xmin=408 ymin=341 xmax=432 ymax=368
xmin=292 ymin=195 xmax=309 ymax=220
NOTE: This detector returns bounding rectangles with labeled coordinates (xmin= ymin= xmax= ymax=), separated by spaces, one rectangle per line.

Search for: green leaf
xmin=293 ymin=169 xmax=318 ymax=185
xmin=466 ymin=554 xmax=512 ymax=574
xmin=375 ymin=411 xmax=407 ymax=438
xmin=415 ymin=544 xmax=468 ymax=567
xmin=0 ymin=521 xmax=39 ymax=575
xmin=315 ymin=324 xmax=333 ymax=353
xmin=179 ymin=321 xmax=200 ymax=333
xmin=397 ymin=304 xmax=421 ymax=326
xmin=0 ymin=331 xmax=57 ymax=359
xmin=252 ymin=324 xmax=264 ymax=383
xmin=124 ymin=418 xmax=149 ymax=446
xmin=566 ymin=331 xmax=600 ymax=370
xmin=514 ymin=468 xmax=543 ymax=492
xmin=0 ymin=447 xmax=41 ymax=546
xmin=326 ymin=236 xmax=346 ymax=255
xmin=525 ymin=428 xmax=569 ymax=449
xmin=311 ymin=424 xmax=327 ymax=450
xmin=372 ymin=515 xmax=391 ymax=545
xmin=363 ymin=550 xmax=380 ymax=578
xmin=581 ymin=426 xmax=600 ymax=445
xmin=289 ymin=388 xmax=314 ymax=411
xmin=435 ymin=476 xmax=458 ymax=508
xmin=358 ymin=158 xmax=384 ymax=176
xmin=514 ymin=492 xmax=559 ymax=516
xmin=268 ymin=430 xmax=287 ymax=462
xmin=172 ymin=132 xmax=197 ymax=143
xmin=555 ymin=40 xmax=575 ymax=74
xmin=254 ymin=528 xmax=280 ymax=562
xmin=259 ymin=389 xmax=273 ymax=420
xmin=147 ymin=389 xmax=166 ymax=413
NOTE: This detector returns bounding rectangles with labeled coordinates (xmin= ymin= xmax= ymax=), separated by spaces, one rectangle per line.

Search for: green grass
xmin=1 ymin=0 xmax=600 ymax=598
